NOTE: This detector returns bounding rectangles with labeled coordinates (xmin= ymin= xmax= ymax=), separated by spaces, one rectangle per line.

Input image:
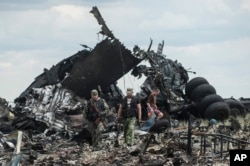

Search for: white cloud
xmin=0 ymin=0 xmax=250 ymax=102
xmin=52 ymin=5 xmax=86 ymax=18
xmin=0 ymin=4 xmax=99 ymax=50
xmin=241 ymin=0 xmax=250 ymax=11
xmin=165 ymin=38 xmax=250 ymax=98
xmin=0 ymin=62 xmax=12 ymax=70
xmin=204 ymin=0 xmax=232 ymax=15
xmin=139 ymin=12 xmax=194 ymax=30
xmin=0 ymin=48 xmax=69 ymax=101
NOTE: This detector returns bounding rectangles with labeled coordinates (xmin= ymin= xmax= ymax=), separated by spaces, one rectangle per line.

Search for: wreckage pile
xmin=1 ymin=6 xmax=250 ymax=165
xmin=1 ymin=96 xmax=250 ymax=165
xmin=12 ymin=84 xmax=86 ymax=134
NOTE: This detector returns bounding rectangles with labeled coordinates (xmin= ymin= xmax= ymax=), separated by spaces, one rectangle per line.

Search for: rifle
xmin=91 ymin=100 xmax=106 ymax=127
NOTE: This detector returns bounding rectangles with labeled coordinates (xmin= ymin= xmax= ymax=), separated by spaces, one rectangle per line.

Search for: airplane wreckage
xmin=1 ymin=6 xmax=250 ymax=166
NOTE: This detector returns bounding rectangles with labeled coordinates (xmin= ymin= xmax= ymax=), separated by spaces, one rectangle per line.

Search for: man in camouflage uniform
xmin=117 ymin=88 xmax=141 ymax=146
xmin=86 ymin=89 xmax=109 ymax=148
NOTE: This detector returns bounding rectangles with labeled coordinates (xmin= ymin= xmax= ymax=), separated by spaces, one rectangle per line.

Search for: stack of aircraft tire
xmin=224 ymin=98 xmax=246 ymax=118
xmin=185 ymin=77 xmax=234 ymax=121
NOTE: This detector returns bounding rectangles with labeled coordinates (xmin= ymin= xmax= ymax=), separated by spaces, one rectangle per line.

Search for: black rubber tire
xmin=190 ymin=84 xmax=216 ymax=102
xmin=204 ymin=101 xmax=230 ymax=121
xmin=230 ymin=108 xmax=241 ymax=118
xmin=224 ymin=99 xmax=246 ymax=117
xmin=149 ymin=119 xmax=170 ymax=133
xmin=196 ymin=94 xmax=223 ymax=117
xmin=185 ymin=77 xmax=209 ymax=99
xmin=187 ymin=104 xmax=201 ymax=118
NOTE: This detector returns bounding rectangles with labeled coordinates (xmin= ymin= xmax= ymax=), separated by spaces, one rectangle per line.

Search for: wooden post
xmin=16 ymin=131 xmax=23 ymax=154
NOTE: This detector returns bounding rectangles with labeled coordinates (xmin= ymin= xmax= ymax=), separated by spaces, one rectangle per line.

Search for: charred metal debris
xmin=1 ymin=6 xmax=250 ymax=165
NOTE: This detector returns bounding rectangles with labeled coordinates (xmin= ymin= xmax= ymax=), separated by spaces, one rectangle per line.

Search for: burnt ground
xmin=1 ymin=114 xmax=250 ymax=166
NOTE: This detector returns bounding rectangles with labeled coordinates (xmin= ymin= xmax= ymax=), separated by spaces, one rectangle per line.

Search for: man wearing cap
xmin=86 ymin=89 xmax=109 ymax=148
xmin=117 ymin=88 xmax=142 ymax=146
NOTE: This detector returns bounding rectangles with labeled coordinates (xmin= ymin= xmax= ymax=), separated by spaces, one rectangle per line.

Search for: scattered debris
xmin=1 ymin=6 xmax=250 ymax=165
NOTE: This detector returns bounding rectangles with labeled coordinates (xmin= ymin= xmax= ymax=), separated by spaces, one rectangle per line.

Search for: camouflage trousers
xmin=123 ymin=117 xmax=136 ymax=145
xmin=88 ymin=121 xmax=105 ymax=147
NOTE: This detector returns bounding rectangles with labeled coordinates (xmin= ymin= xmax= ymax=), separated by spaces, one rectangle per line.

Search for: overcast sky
xmin=1 ymin=0 xmax=250 ymax=102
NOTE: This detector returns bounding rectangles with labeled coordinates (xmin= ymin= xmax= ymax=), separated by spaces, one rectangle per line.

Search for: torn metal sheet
xmin=12 ymin=84 xmax=86 ymax=133
xmin=1 ymin=6 xmax=250 ymax=166
xmin=62 ymin=38 xmax=142 ymax=98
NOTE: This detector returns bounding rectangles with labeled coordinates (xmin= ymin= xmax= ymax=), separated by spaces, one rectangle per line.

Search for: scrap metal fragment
xmin=90 ymin=6 xmax=115 ymax=39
